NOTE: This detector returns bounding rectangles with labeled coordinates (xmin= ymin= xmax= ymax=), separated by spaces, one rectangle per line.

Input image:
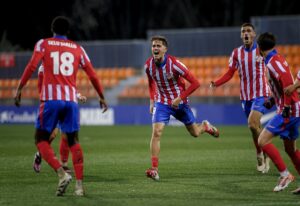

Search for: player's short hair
xmin=51 ymin=16 xmax=70 ymax=36
xmin=257 ymin=32 xmax=276 ymax=51
xmin=151 ymin=35 xmax=168 ymax=47
xmin=241 ymin=23 xmax=255 ymax=31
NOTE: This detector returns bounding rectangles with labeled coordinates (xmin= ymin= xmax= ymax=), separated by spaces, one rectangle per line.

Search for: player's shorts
xmin=152 ymin=102 xmax=195 ymax=125
xmin=266 ymin=114 xmax=300 ymax=140
xmin=241 ymin=97 xmax=269 ymax=118
xmin=35 ymin=100 xmax=79 ymax=134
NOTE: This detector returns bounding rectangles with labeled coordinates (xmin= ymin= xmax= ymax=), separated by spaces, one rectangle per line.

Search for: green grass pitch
xmin=0 ymin=125 xmax=300 ymax=206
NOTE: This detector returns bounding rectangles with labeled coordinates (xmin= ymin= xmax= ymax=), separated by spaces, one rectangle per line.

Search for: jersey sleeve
xmin=214 ymin=50 xmax=237 ymax=86
xmin=19 ymin=39 xmax=44 ymax=88
xmin=173 ymin=59 xmax=200 ymax=99
xmin=145 ymin=63 xmax=156 ymax=100
xmin=37 ymin=65 xmax=44 ymax=94
xmin=79 ymin=46 xmax=105 ymax=99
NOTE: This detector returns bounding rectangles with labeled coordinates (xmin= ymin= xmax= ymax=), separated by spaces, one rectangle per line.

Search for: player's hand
xmin=263 ymin=97 xmax=275 ymax=109
xmin=149 ymin=101 xmax=154 ymax=114
xmin=284 ymin=85 xmax=296 ymax=96
xmin=171 ymin=97 xmax=181 ymax=109
xmin=281 ymin=106 xmax=291 ymax=124
xmin=78 ymin=95 xmax=87 ymax=104
xmin=209 ymin=81 xmax=216 ymax=89
xmin=14 ymin=89 xmax=22 ymax=107
xmin=99 ymin=98 xmax=108 ymax=113
xmin=282 ymin=106 xmax=290 ymax=118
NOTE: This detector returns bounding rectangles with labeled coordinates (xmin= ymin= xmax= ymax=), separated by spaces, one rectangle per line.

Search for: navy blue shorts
xmin=241 ymin=97 xmax=269 ymax=118
xmin=152 ymin=102 xmax=195 ymax=125
xmin=265 ymin=114 xmax=300 ymax=140
xmin=35 ymin=100 xmax=80 ymax=133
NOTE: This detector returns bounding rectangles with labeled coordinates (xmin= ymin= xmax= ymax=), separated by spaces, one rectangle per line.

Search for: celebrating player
xmin=257 ymin=32 xmax=300 ymax=193
xmin=14 ymin=16 xmax=108 ymax=196
xmin=210 ymin=23 xmax=271 ymax=173
xmin=144 ymin=35 xmax=219 ymax=181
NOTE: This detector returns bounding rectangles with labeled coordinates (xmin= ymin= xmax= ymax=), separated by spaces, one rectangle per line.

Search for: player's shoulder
xmin=169 ymin=55 xmax=188 ymax=69
xmin=144 ymin=57 xmax=153 ymax=70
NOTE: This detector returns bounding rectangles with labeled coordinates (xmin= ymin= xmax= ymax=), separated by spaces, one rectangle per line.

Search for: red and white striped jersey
xmin=145 ymin=55 xmax=200 ymax=105
xmin=19 ymin=36 xmax=103 ymax=102
xmin=229 ymin=44 xmax=270 ymax=100
xmin=265 ymin=50 xmax=300 ymax=117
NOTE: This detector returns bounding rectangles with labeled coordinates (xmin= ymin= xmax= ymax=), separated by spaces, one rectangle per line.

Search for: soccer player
xmin=32 ymin=65 xmax=87 ymax=174
xmin=210 ymin=23 xmax=271 ymax=173
xmin=257 ymin=32 xmax=300 ymax=193
xmin=14 ymin=16 xmax=108 ymax=196
xmin=144 ymin=35 xmax=219 ymax=181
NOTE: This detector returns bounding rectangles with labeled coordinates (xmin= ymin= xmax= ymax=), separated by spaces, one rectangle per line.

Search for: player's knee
xmin=257 ymin=136 xmax=267 ymax=148
xmin=66 ymin=131 xmax=79 ymax=146
xmin=248 ymin=120 xmax=259 ymax=132
xmin=153 ymin=128 xmax=163 ymax=139
xmin=35 ymin=129 xmax=51 ymax=144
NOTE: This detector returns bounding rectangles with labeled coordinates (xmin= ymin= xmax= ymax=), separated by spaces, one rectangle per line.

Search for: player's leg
xmin=174 ymin=104 xmax=219 ymax=138
xmin=59 ymin=132 xmax=71 ymax=173
xmin=258 ymin=118 xmax=294 ymax=192
xmin=62 ymin=101 xmax=84 ymax=196
xmin=65 ymin=131 xmax=84 ymax=196
xmin=248 ymin=110 xmax=267 ymax=172
xmin=35 ymin=101 xmax=72 ymax=196
xmin=33 ymin=127 xmax=59 ymax=173
xmin=146 ymin=122 xmax=165 ymax=181
xmin=248 ymin=97 xmax=270 ymax=173
xmin=146 ymin=103 xmax=169 ymax=181
xmin=284 ymin=139 xmax=300 ymax=175
xmin=35 ymin=129 xmax=72 ymax=196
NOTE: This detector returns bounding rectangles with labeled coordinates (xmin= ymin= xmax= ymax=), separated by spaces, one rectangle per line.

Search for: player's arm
xmin=280 ymin=72 xmax=294 ymax=107
xmin=277 ymin=66 xmax=295 ymax=118
xmin=83 ymin=64 xmax=107 ymax=112
xmin=180 ymin=71 xmax=200 ymax=99
xmin=284 ymin=79 xmax=300 ymax=96
xmin=37 ymin=65 xmax=44 ymax=94
xmin=80 ymin=47 xmax=108 ymax=113
xmin=171 ymin=65 xmax=200 ymax=108
xmin=146 ymin=69 xmax=155 ymax=114
xmin=211 ymin=51 xmax=237 ymax=88
xmin=211 ymin=68 xmax=235 ymax=87
xmin=284 ymin=71 xmax=300 ymax=95
xmin=15 ymin=49 xmax=43 ymax=107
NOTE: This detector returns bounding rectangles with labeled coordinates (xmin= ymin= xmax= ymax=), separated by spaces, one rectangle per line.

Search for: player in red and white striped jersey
xmin=257 ymin=32 xmax=300 ymax=193
xmin=145 ymin=36 xmax=219 ymax=181
xmin=32 ymin=65 xmax=87 ymax=174
xmin=14 ymin=16 xmax=107 ymax=196
xmin=210 ymin=23 xmax=271 ymax=173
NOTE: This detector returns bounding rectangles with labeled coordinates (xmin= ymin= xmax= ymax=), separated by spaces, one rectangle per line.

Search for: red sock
xmin=253 ymin=137 xmax=262 ymax=154
xmin=60 ymin=138 xmax=69 ymax=164
xmin=262 ymin=143 xmax=286 ymax=172
xmin=37 ymin=141 xmax=61 ymax=170
xmin=70 ymin=143 xmax=83 ymax=180
xmin=151 ymin=156 xmax=159 ymax=169
xmin=288 ymin=149 xmax=300 ymax=175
